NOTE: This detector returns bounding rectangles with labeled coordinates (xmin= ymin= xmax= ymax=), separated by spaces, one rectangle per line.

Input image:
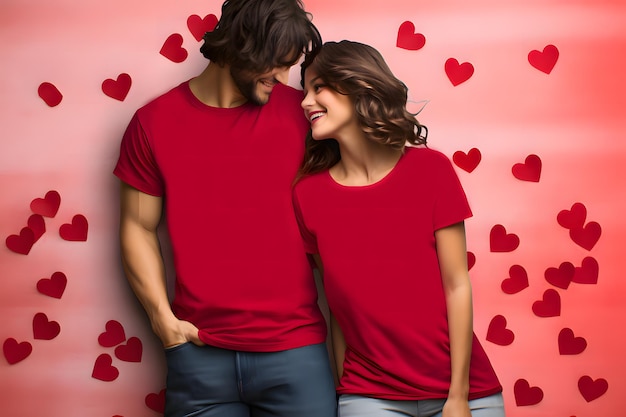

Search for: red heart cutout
xmin=160 ymin=33 xmax=188 ymax=63
xmin=558 ymin=328 xmax=587 ymax=355
xmin=59 ymin=214 xmax=88 ymax=241
xmin=569 ymin=221 xmax=601 ymax=251
xmin=514 ymin=379 xmax=544 ymax=406
xmin=37 ymin=271 xmax=67 ymax=299
xmin=501 ymin=264 xmax=529 ymax=294
xmin=30 ymin=190 xmax=61 ymax=217
xmin=445 ymin=58 xmax=474 ymax=86
xmin=532 ymin=289 xmax=561 ymax=317
xmin=578 ymin=375 xmax=608 ymax=402
xmin=187 ymin=14 xmax=218 ymax=42
xmin=27 ymin=214 xmax=46 ymax=242
xmin=102 ymin=73 xmax=132 ymax=101
xmin=486 ymin=315 xmax=514 ymax=346
xmin=5 ymin=227 xmax=35 ymax=255
xmin=528 ymin=44 xmax=559 ymax=74
xmin=467 ymin=251 xmax=476 ymax=271
xmin=98 ymin=320 xmax=126 ymax=347
xmin=114 ymin=336 xmax=143 ymax=362
xmin=3 ymin=338 xmax=33 ymax=365
xmin=453 ymin=148 xmax=481 ymax=173
xmin=38 ymin=82 xmax=63 ymax=107
xmin=557 ymin=202 xmax=586 ymax=230
xmin=544 ymin=261 xmax=575 ymax=289
xmin=145 ymin=389 xmax=166 ymax=413
xmin=489 ymin=224 xmax=519 ymax=252
xmin=32 ymin=312 xmax=61 ymax=340
xmin=512 ymin=154 xmax=542 ymax=182
xmin=92 ymin=353 xmax=119 ymax=381
xmin=573 ymin=257 xmax=599 ymax=284
xmin=396 ymin=21 xmax=426 ymax=51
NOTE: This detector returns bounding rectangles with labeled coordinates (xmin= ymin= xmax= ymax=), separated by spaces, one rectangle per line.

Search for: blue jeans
xmin=164 ymin=342 xmax=337 ymax=417
xmin=338 ymin=393 xmax=505 ymax=417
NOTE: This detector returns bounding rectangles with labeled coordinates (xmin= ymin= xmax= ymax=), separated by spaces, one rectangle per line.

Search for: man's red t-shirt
xmin=114 ymin=81 xmax=326 ymax=352
xmin=293 ymin=146 xmax=502 ymax=400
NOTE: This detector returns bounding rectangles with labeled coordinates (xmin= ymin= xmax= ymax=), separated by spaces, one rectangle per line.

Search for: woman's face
xmin=301 ymin=68 xmax=358 ymax=141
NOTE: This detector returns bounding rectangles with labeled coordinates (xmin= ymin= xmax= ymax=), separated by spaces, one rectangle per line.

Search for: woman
xmin=292 ymin=40 xmax=505 ymax=417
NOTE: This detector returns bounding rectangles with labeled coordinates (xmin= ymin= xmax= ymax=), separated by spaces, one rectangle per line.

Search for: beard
xmin=230 ymin=67 xmax=270 ymax=106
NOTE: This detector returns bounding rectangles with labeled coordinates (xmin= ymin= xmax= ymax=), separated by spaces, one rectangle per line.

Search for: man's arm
xmin=119 ymin=181 xmax=202 ymax=348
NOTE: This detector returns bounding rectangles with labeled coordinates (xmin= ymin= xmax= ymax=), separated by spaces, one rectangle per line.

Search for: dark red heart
xmin=145 ymin=389 xmax=166 ymax=413
xmin=102 ymin=73 xmax=132 ymax=101
xmin=114 ymin=336 xmax=143 ymax=362
xmin=486 ymin=315 xmax=514 ymax=346
xmin=160 ymin=33 xmax=188 ymax=63
xmin=557 ymin=202 xmax=586 ymax=230
xmin=453 ymin=148 xmax=481 ymax=173
xmin=578 ymin=376 xmax=608 ymax=402
xmin=396 ymin=21 xmax=426 ymax=51
xmin=92 ymin=353 xmax=119 ymax=382
xmin=5 ymin=227 xmax=35 ymax=255
xmin=512 ymin=154 xmax=542 ymax=182
xmin=98 ymin=320 xmax=126 ymax=347
xmin=558 ymin=328 xmax=587 ymax=355
xmin=38 ymin=82 xmax=63 ymax=107
xmin=445 ymin=58 xmax=474 ymax=86
xmin=37 ymin=271 xmax=67 ymax=299
xmin=32 ymin=312 xmax=61 ymax=340
xmin=489 ymin=224 xmax=519 ymax=252
xmin=573 ymin=257 xmax=599 ymax=284
xmin=27 ymin=214 xmax=46 ymax=242
xmin=467 ymin=251 xmax=476 ymax=271
xmin=514 ymin=379 xmax=544 ymax=406
xmin=59 ymin=214 xmax=88 ymax=241
xmin=30 ymin=190 xmax=61 ymax=217
xmin=544 ymin=261 xmax=574 ymax=289
xmin=532 ymin=289 xmax=561 ymax=317
xmin=501 ymin=264 xmax=529 ymax=294
xmin=3 ymin=338 xmax=33 ymax=365
xmin=569 ymin=221 xmax=601 ymax=251
xmin=528 ymin=44 xmax=559 ymax=74
xmin=187 ymin=14 xmax=218 ymax=42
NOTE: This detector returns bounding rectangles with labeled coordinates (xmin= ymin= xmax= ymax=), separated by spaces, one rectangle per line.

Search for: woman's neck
xmin=331 ymin=139 xmax=404 ymax=186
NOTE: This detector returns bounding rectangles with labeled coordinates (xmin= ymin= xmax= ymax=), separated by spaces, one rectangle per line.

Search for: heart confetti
xmin=532 ymin=289 xmax=561 ymax=318
xmin=32 ymin=313 xmax=61 ymax=340
xmin=578 ymin=375 xmax=608 ymax=402
xmin=30 ymin=190 xmax=61 ymax=217
xmin=187 ymin=14 xmax=218 ymax=42
xmin=573 ymin=257 xmax=599 ymax=284
xmin=114 ymin=336 xmax=143 ymax=362
xmin=558 ymin=328 xmax=587 ymax=355
xmin=512 ymin=154 xmax=542 ymax=182
xmin=37 ymin=271 xmax=68 ymax=299
xmin=92 ymin=353 xmax=119 ymax=381
xmin=501 ymin=265 xmax=529 ymax=294
xmin=102 ymin=73 xmax=132 ymax=101
xmin=486 ymin=315 xmax=515 ymax=346
xmin=528 ymin=44 xmax=559 ymax=74
xmin=5 ymin=227 xmax=36 ymax=255
xmin=145 ymin=389 xmax=166 ymax=413
xmin=396 ymin=21 xmax=426 ymax=51
xmin=27 ymin=214 xmax=46 ymax=242
xmin=445 ymin=58 xmax=474 ymax=86
xmin=3 ymin=338 xmax=33 ymax=365
xmin=467 ymin=251 xmax=476 ymax=271
xmin=489 ymin=224 xmax=520 ymax=252
xmin=569 ymin=221 xmax=601 ymax=251
xmin=557 ymin=202 xmax=586 ymax=230
xmin=37 ymin=82 xmax=63 ymax=107
xmin=160 ymin=33 xmax=188 ymax=63
xmin=544 ymin=261 xmax=575 ymax=289
xmin=453 ymin=148 xmax=481 ymax=173
xmin=59 ymin=214 xmax=88 ymax=241
xmin=98 ymin=320 xmax=126 ymax=347
xmin=514 ymin=379 xmax=544 ymax=406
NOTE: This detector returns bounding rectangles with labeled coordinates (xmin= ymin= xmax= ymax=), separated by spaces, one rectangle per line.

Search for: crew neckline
xmin=182 ymin=80 xmax=255 ymax=112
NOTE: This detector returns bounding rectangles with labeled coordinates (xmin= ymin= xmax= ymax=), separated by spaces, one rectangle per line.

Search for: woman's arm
xmin=435 ymin=221 xmax=473 ymax=417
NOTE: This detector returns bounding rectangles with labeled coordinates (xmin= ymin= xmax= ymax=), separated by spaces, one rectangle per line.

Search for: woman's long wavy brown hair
xmin=297 ymin=40 xmax=427 ymax=180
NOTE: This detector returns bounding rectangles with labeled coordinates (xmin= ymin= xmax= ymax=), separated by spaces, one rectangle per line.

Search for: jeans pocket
xmin=164 ymin=341 xmax=191 ymax=354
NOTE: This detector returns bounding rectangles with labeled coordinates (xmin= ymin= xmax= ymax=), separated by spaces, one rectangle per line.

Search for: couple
xmin=113 ymin=1 xmax=504 ymax=416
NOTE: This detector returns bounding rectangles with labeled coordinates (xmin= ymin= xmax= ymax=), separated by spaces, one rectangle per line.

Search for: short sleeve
xmin=113 ymin=113 xmax=164 ymax=196
xmin=431 ymin=153 xmax=473 ymax=230
xmin=291 ymin=187 xmax=319 ymax=254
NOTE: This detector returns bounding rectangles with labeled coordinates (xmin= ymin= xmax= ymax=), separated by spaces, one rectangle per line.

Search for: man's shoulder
xmin=137 ymin=81 xmax=190 ymax=115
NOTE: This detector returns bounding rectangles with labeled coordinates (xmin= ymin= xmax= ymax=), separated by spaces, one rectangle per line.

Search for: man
xmin=113 ymin=1 xmax=336 ymax=416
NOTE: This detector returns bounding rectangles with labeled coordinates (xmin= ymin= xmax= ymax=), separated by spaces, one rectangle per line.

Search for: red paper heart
xmin=187 ymin=14 xmax=218 ymax=42
xmin=578 ymin=375 xmax=608 ymax=402
xmin=38 ymin=82 xmax=63 ymax=107
xmin=3 ymin=338 xmax=33 ymax=365
xmin=396 ymin=21 xmax=426 ymax=51
xmin=114 ymin=336 xmax=143 ymax=362
xmin=532 ymin=289 xmax=561 ymax=317
xmin=453 ymin=148 xmax=481 ymax=173
xmin=145 ymin=389 xmax=166 ymax=413
xmin=5 ymin=227 xmax=35 ymax=255
xmin=30 ymin=190 xmax=61 ymax=217
xmin=102 ymin=73 xmax=132 ymax=101
xmin=59 ymin=214 xmax=88 ymax=241
xmin=544 ymin=261 xmax=574 ymax=289
xmin=569 ymin=221 xmax=601 ymax=251
xmin=557 ymin=202 xmax=586 ymax=230
xmin=489 ymin=224 xmax=519 ymax=252
xmin=558 ymin=328 xmax=587 ymax=355
xmin=32 ymin=312 xmax=61 ymax=340
xmin=160 ymin=33 xmax=188 ymax=63
xmin=37 ymin=271 xmax=67 ymax=299
xmin=573 ymin=257 xmax=599 ymax=284
xmin=514 ymin=379 xmax=544 ymax=406
xmin=92 ymin=353 xmax=119 ymax=381
xmin=501 ymin=265 xmax=529 ymax=294
xmin=98 ymin=320 xmax=126 ymax=347
xmin=27 ymin=214 xmax=46 ymax=242
xmin=512 ymin=154 xmax=542 ymax=182
xmin=528 ymin=44 xmax=559 ymax=74
xmin=486 ymin=315 xmax=514 ymax=346
xmin=445 ymin=58 xmax=474 ymax=86
xmin=467 ymin=251 xmax=476 ymax=271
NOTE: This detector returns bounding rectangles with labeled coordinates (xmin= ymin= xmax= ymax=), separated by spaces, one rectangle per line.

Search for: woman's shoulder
xmin=404 ymin=145 xmax=453 ymax=167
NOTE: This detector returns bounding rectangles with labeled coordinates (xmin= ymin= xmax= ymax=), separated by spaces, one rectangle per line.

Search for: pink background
xmin=1 ymin=0 xmax=625 ymax=415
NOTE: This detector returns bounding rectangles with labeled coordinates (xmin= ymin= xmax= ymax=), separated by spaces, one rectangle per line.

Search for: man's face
xmin=230 ymin=65 xmax=292 ymax=105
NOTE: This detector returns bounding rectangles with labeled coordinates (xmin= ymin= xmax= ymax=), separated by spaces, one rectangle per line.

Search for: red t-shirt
xmin=292 ymin=146 xmax=502 ymax=400
xmin=114 ymin=81 xmax=326 ymax=352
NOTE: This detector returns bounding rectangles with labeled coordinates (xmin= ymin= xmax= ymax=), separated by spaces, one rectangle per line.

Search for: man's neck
xmin=189 ymin=63 xmax=247 ymax=108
